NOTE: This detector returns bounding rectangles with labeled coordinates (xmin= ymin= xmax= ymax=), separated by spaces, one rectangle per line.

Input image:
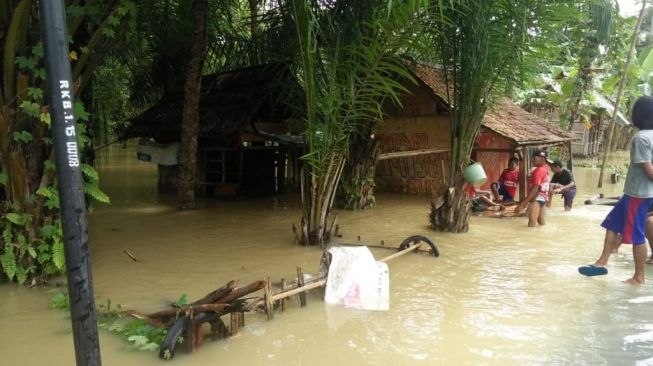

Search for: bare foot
xmin=624 ymin=277 xmax=645 ymax=285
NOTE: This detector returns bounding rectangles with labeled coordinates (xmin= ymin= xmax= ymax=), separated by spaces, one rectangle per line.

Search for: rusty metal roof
xmin=410 ymin=63 xmax=577 ymax=146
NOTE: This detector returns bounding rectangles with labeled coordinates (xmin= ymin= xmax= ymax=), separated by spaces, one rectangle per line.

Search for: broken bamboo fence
xmin=125 ymin=235 xmax=439 ymax=360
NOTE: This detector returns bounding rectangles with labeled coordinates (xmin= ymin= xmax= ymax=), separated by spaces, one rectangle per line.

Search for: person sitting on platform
xmin=491 ymin=157 xmax=520 ymax=202
xmin=466 ymin=183 xmax=503 ymax=212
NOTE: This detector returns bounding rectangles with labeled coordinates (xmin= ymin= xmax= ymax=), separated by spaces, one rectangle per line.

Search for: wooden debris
xmin=148 ymin=303 xmax=229 ymax=320
xmin=191 ymin=280 xmax=237 ymax=305
xmin=230 ymin=312 xmax=241 ymax=336
xmin=337 ymin=242 xmax=435 ymax=256
xmin=125 ymin=310 xmax=166 ymax=328
xmin=280 ymin=278 xmax=288 ymax=311
xmin=123 ymin=250 xmax=139 ymax=262
xmin=126 ymin=235 xmax=439 ymax=361
xmin=585 ymin=193 xmax=602 ymax=205
xmin=296 ymin=266 xmax=307 ymax=307
xmin=378 ymin=243 xmax=421 ymax=262
xmin=264 ymin=276 xmax=274 ymax=320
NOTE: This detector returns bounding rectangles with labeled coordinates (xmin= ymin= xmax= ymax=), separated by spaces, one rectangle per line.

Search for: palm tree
xmin=286 ymin=0 xmax=425 ymax=245
xmin=426 ymin=0 xmax=539 ymax=232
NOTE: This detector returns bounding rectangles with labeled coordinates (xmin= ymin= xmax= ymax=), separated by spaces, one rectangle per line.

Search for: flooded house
xmin=121 ymin=63 xmax=303 ymax=196
xmin=375 ymin=63 xmax=578 ymax=199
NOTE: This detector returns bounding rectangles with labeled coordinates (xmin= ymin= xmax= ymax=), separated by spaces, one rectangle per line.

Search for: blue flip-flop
xmin=578 ymin=265 xmax=608 ymax=277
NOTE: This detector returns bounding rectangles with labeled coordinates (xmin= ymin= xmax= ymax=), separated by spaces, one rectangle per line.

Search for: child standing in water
xmin=579 ymin=95 xmax=653 ymax=284
xmin=515 ymin=150 xmax=551 ymax=227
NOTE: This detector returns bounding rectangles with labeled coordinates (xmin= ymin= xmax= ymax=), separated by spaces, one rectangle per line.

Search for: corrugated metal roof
xmin=591 ymin=91 xmax=630 ymax=126
xmin=410 ymin=64 xmax=578 ymax=145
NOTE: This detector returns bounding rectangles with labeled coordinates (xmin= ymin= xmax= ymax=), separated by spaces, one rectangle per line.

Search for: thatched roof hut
xmin=121 ymin=63 xmax=300 ymax=146
xmin=410 ymin=63 xmax=577 ymax=146
xmin=375 ymin=63 xmax=578 ymax=198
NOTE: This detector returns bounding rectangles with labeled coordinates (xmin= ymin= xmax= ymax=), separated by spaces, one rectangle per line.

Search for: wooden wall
xmin=474 ymin=130 xmax=515 ymax=193
xmin=375 ymin=83 xmax=451 ymax=196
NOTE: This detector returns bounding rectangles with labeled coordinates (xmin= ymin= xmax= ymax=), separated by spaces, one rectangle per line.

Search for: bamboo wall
xmin=375 ymin=84 xmax=451 ymax=196
xmin=474 ymin=131 xmax=514 ymax=193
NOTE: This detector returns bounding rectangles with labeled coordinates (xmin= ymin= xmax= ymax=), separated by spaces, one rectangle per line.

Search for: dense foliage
xmin=1 ymin=0 xmax=650 ymax=281
xmin=0 ymin=1 xmax=126 ymax=283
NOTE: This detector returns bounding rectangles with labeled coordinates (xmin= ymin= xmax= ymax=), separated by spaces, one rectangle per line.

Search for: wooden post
xmin=280 ymin=278 xmax=288 ymax=311
xmin=230 ymin=312 xmax=240 ymax=336
xmin=264 ymin=276 xmax=274 ymax=320
xmin=565 ymin=141 xmax=573 ymax=172
xmin=193 ymin=322 xmax=204 ymax=349
xmin=297 ymin=267 xmax=307 ymax=307
xmin=518 ymin=147 xmax=527 ymax=201
xmin=185 ymin=315 xmax=196 ymax=353
xmin=210 ymin=319 xmax=228 ymax=340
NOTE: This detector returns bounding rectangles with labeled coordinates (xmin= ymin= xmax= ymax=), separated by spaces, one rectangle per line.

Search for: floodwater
xmin=2 ymin=146 xmax=653 ymax=366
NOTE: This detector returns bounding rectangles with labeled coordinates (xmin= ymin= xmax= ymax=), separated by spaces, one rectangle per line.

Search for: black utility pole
xmin=38 ymin=1 xmax=102 ymax=365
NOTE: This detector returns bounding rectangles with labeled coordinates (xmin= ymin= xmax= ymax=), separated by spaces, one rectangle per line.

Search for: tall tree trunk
xmin=177 ymin=0 xmax=209 ymax=209
xmin=565 ymin=56 xmax=595 ymax=131
xmin=296 ymin=153 xmax=345 ymax=247
xmin=598 ymin=0 xmax=647 ymax=188
xmin=249 ymin=0 xmax=258 ymax=36
xmin=338 ymin=138 xmax=379 ymax=210
xmin=429 ymin=177 xmax=470 ymax=232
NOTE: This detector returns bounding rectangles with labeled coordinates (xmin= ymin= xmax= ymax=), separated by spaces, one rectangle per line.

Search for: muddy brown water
xmin=2 ymin=146 xmax=653 ymax=365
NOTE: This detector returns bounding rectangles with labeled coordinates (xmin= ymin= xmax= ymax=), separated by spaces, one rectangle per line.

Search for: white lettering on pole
xmin=66 ymin=142 xmax=80 ymax=167
xmin=59 ymin=79 xmax=79 ymax=167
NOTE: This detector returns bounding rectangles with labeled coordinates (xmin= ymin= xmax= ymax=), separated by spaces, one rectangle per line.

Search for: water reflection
xmin=1 ymin=145 xmax=652 ymax=365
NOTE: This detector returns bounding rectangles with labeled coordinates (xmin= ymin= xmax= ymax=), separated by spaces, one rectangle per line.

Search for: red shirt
xmin=499 ymin=168 xmax=519 ymax=198
xmin=465 ymin=184 xmax=476 ymax=198
xmin=528 ymin=165 xmax=550 ymax=202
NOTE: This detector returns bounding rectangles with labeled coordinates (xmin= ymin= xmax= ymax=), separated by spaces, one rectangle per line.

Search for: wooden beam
xmin=377 ymin=148 xmax=451 ymax=161
xmin=473 ymin=148 xmax=516 ymax=153
xmin=337 ymin=242 xmax=434 ymax=255
xmin=266 ymin=243 xmax=429 ymax=304
xmin=378 ymin=243 xmax=421 ymax=263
